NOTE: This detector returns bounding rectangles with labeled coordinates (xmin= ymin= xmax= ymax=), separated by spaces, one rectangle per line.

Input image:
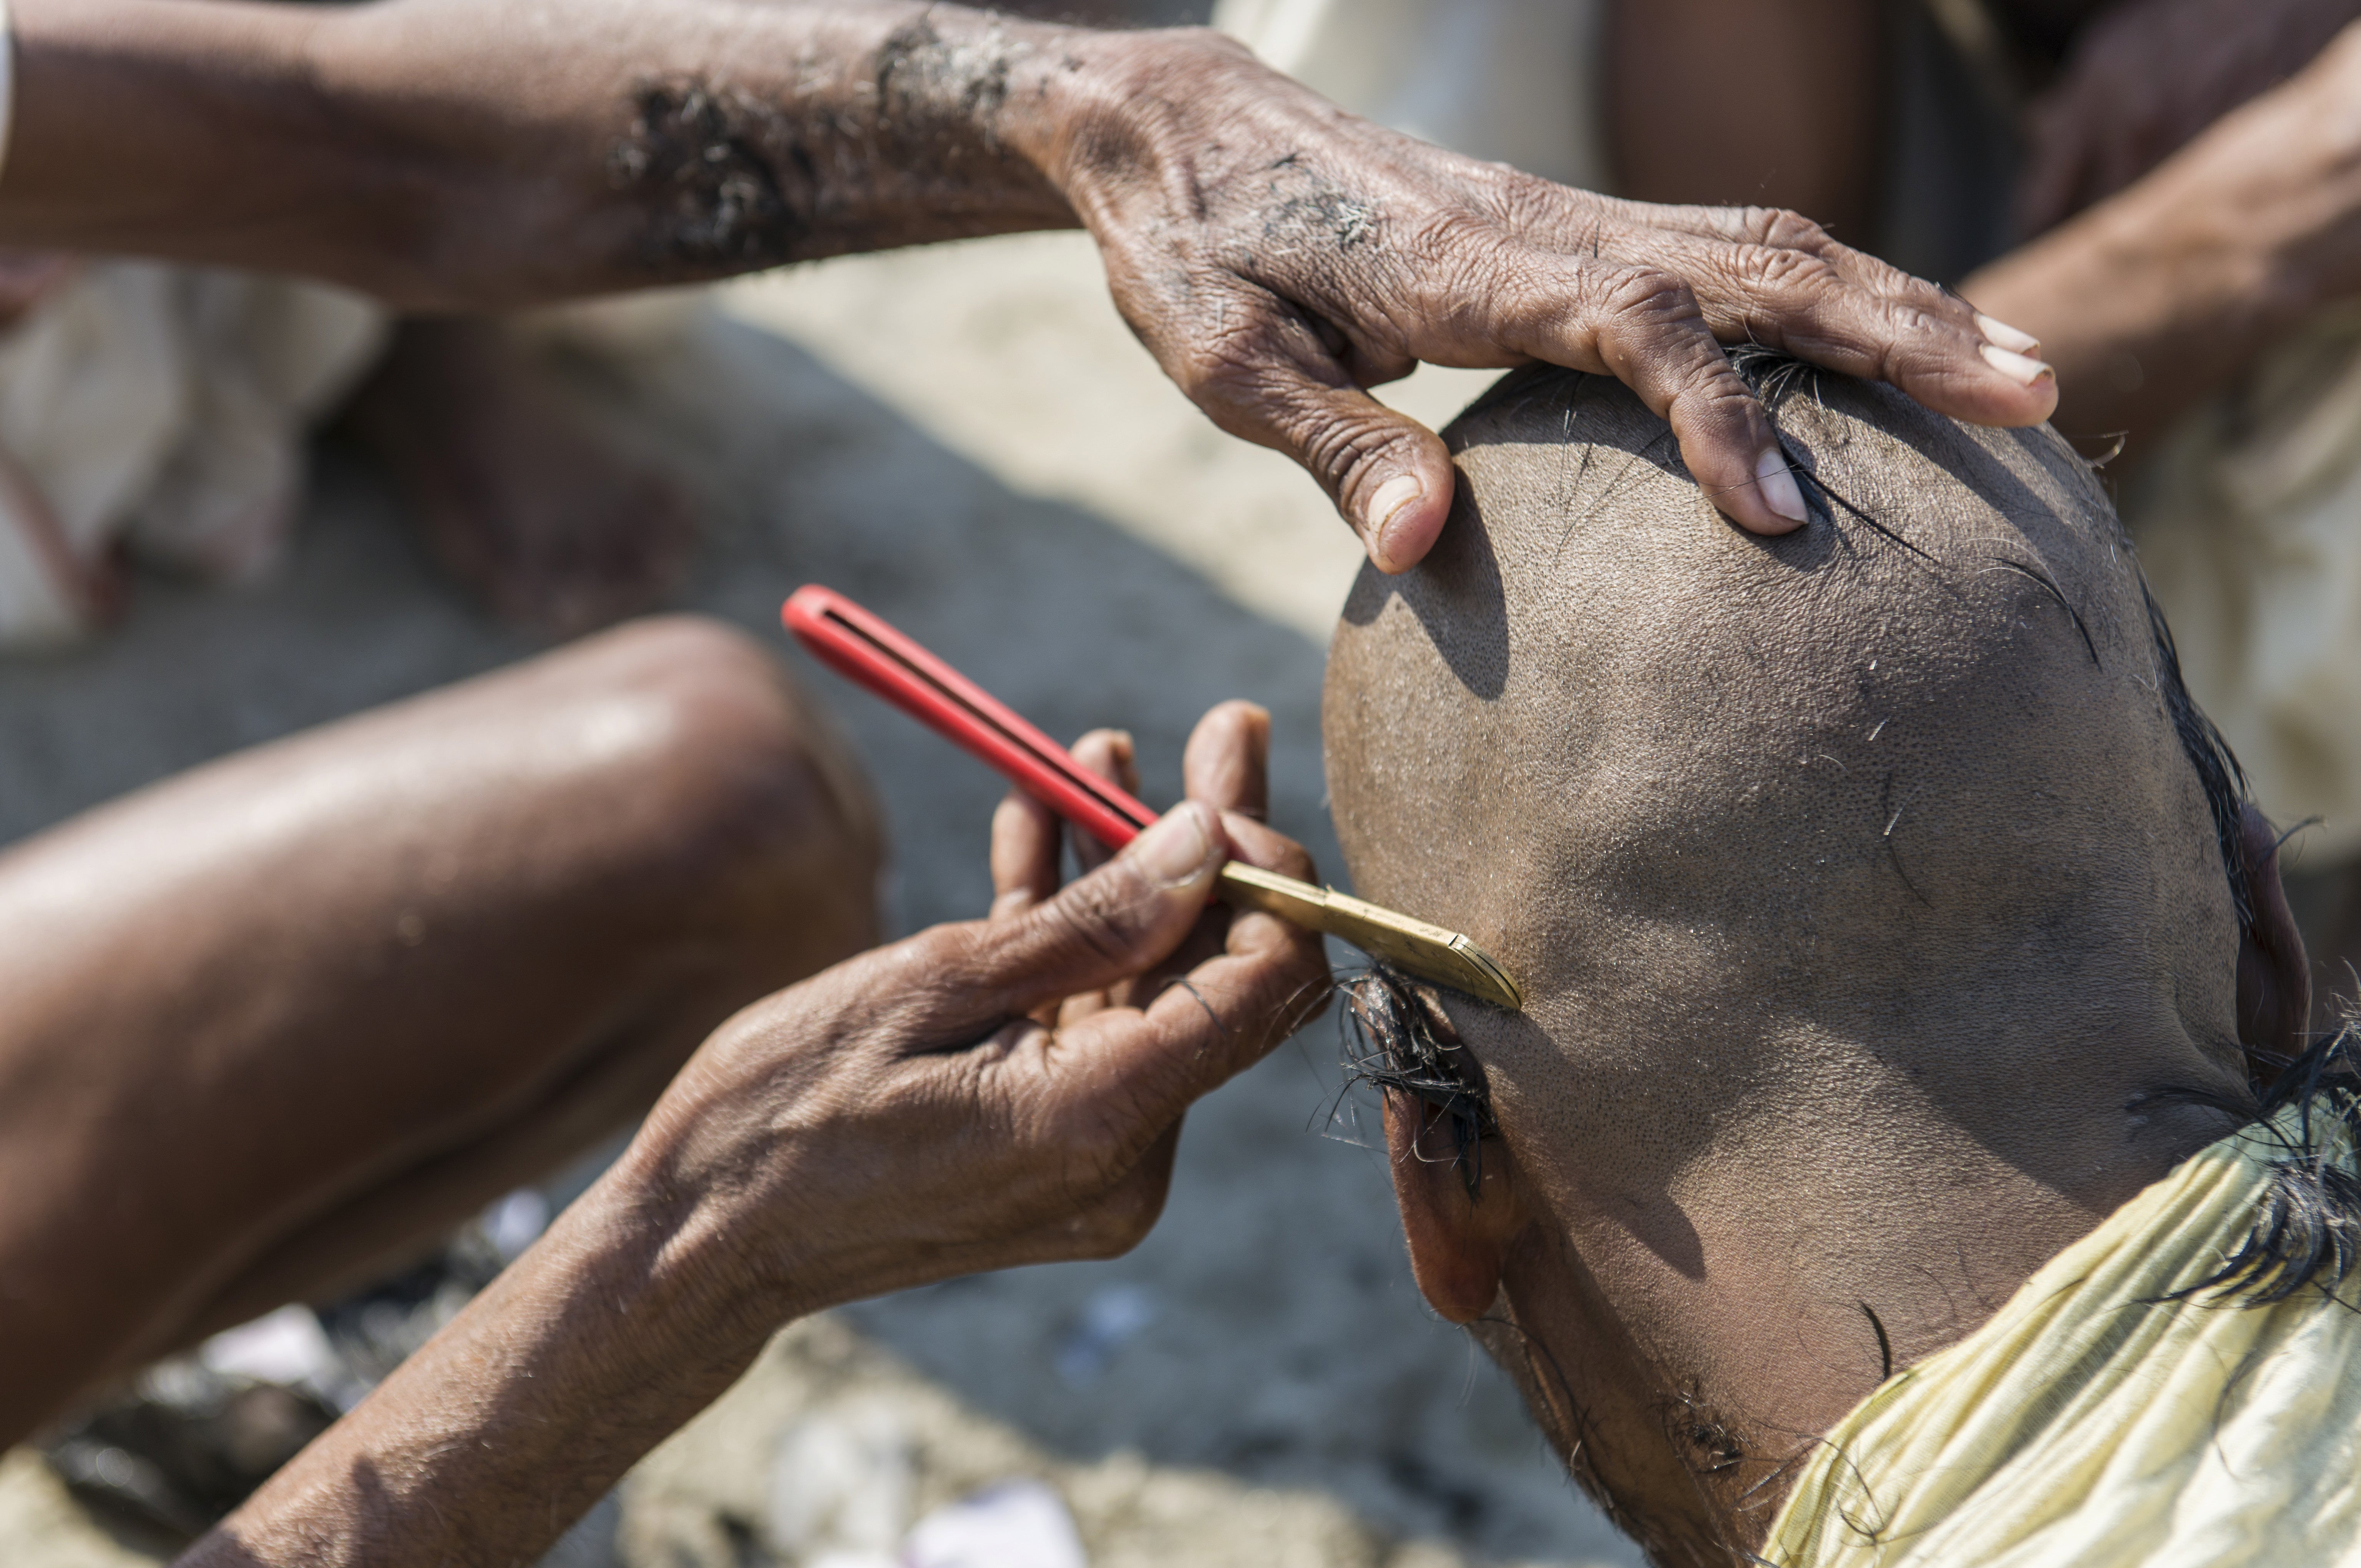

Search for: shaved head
xmin=1321 ymin=361 xmax=2280 ymax=1559
xmin=1330 ymin=360 xmax=2240 ymax=1088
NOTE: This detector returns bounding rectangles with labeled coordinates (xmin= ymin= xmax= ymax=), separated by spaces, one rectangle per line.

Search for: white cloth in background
xmin=1213 ymin=0 xmax=1607 ymax=189
xmin=2125 ymin=312 xmax=2361 ymax=857
xmin=0 ymin=0 xmax=392 ymax=647
xmin=0 ymin=264 xmax=386 ymax=647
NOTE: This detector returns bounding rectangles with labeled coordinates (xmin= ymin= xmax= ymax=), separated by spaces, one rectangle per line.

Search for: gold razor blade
xmin=779 ymin=586 xmax=1523 ymax=1012
xmin=1217 ymin=863 xmax=1523 ymax=1012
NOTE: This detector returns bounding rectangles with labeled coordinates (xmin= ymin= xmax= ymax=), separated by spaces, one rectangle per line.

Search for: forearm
xmin=178 ymin=1164 xmax=769 ymax=1566
xmin=0 ymin=0 xmax=2054 ymax=562
xmin=173 ymin=774 xmax=1317 ymax=1565
xmin=1965 ymin=21 xmax=2361 ymax=453
xmin=1961 ymin=185 xmax=2298 ymax=448
xmin=2 ymin=0 xmax=1088 ymax=309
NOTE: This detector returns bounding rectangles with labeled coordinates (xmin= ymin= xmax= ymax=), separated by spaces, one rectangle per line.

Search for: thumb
xmin=1216 ymin=363 xmax=1459 ymax=574
xmin=983 ymin=802 xmax=1228 ymax=1017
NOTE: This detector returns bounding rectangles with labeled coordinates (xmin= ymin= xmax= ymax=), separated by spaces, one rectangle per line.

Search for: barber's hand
xmin=2017 ymin=0 xmax=2361 ymax=237
xmin=1030 ymin=28 xmax=2054 ymax=568
xmin=626 ymin=700 xmax=1328 ymax=1325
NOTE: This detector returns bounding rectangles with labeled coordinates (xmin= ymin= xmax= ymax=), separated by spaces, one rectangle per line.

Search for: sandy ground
xmin=0 ymin=233 xmax=1642 ymax=1568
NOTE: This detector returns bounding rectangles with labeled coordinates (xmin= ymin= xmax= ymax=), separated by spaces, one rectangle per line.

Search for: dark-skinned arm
xmin=175 ymin=707 xmax=1331 ymax=1567
xmin=1965 ymin=4 xmax=2361 ymax=455
xmin=5 ymin=0 xmax=2055 ymax=568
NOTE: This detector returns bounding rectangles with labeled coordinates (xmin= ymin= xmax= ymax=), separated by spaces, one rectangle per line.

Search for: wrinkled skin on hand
xmin=2017 ymin=0 xmax=2361 ymax=236
xmin=182 ymin=701 xmax=1329 ymax=1568
xmin=3 ymin=2 xmax=2056 ymax=575
xmin=631 ymin=699 xmax=1330 ymax=1323
xmin=1038 ymin=27 xmax=2056 ymax=566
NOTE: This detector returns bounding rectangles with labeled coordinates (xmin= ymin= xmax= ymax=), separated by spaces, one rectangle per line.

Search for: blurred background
xmin=10 ymin=0 xmax=2361 ymax=1563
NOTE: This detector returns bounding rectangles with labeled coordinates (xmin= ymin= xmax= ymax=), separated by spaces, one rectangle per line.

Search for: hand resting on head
xmin=3 ymin=0 xmax=2057 ymax=567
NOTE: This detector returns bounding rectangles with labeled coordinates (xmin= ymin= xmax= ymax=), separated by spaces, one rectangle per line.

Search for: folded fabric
xmin=1765 ymin=1092 xmax=2361 ymax=1566
xmin=1211 ymin=0 xmax=1606 ymax=189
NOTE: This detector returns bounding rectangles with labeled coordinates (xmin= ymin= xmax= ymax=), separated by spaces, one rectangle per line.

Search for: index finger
xmin=1182 ymin=700 xmax=1272 ymax=821
xmin=990 ymin=787 xmax=1064 ymax=919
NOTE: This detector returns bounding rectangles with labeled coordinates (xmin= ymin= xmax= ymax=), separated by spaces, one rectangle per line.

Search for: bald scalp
xmin=1325 ymin=363 xmax=2245 ymax=1113
xmin=1325 ymin=362 xmax=2275 ymax=1560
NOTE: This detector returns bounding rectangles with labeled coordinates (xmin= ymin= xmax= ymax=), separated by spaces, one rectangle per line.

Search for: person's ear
xmin=1383 ymin=1091 xmax=1531 ymax=1323
xmin=2236 ymin=802 xmax=2311 ymax=1080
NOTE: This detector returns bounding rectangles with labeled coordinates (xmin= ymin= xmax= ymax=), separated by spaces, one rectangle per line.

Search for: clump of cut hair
xmin=2173 ymin=1024 xmax=2361 ymax=1307
xmin=1339 ymin=965 xmax=1496 ymax=1194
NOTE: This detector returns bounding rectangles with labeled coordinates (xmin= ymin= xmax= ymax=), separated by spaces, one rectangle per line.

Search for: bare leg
xmin=0 ymin=616 xmax=881 ymax=1443
xmin=340 ymin=318 xmax=699 ymax=638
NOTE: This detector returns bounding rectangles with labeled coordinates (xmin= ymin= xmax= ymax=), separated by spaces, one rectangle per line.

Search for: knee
xmin=546 ymin=615 xmax=885 ymax=962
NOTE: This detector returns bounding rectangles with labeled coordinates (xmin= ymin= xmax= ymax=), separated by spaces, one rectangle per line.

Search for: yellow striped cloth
xmin=1764 ymin=1098 xmax=2361 ymax=1567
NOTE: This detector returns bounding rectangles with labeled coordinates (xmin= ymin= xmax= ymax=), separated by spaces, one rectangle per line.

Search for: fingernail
xmin=1974 ymin=313 xmax=2041 ymax=355
xmin=1131 ymin=802 xmax=1217 ymax=890
xmin=1367 ymin=473 xmax=1424 ymax=565
xmin=1756 ymin=448 xmax=1807 ymax=523
xmin=1980 ymin=342 xmax=2054 ymax=387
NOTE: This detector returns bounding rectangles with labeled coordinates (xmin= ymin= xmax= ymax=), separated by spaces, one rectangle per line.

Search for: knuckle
xmin=1851 ymin=247 xmax=1946 ymax=310
xmin=894 ymin=926 xmax=999 ymax=1025
xmin=1490 ymin=166 xmax=1573 ymax=221
xmin=1607 ymin=264 xmax=1702 ymax=321
xmin=1231 ymin=821 xmax=1318 ymax=884
xmin=1427 ymin=232 xmax=1546 ymax=316
xmin=1397 ymin=213 xmax=1546 ymax=324
xmin=1680 ymin=372 xmax=1767 ymax=432
xmin=1174 ymin=320 xmax=1345 ymax=440
xmin=1745 ymin=204 xmax=1836 ymax=253
xmin=1878 ymin=294 xmax=1953 ymax=344
xmin=1408 ymin=207 xmax=1509 ymax=269
xmin=1168 ymin=334 xmax=1255 ymax=407
xmin=1729 ymin=243 xmax=1841 ymax=300
xmin=1718 ymin=237 xmax=1968 ymax=384
xmin=1302 ymin=412 xmax=1410 ymax=505
xmin=1046 ymin=873 xmax=1158 ymax=969
xmin=1827 ymin=294 xmax=1961 ymax=387
xmin=1239 ymin=946 xmax=1324 ymax=1036
xmin=905 ymin=922 xmax=982 ymax=985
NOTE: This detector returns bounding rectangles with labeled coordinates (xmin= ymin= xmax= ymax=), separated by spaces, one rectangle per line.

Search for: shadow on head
xmin=1320 ymin=357 xmax=2311 ymax=1557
